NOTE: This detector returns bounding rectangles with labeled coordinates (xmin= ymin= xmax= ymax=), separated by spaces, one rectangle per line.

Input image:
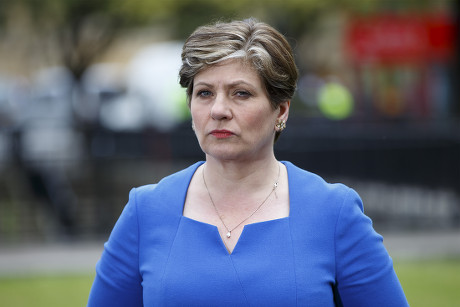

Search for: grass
xmin=394 ymin=258 xmax=460 ymax=307
xmin=0 ymin=273 xmax=95 ymax=307
xmin=0 ymin=259 xmax=459 ymax=306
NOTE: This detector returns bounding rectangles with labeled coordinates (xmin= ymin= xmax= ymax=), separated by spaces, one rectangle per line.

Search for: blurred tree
xmin=0 ymin=0 xmax=349 ymax=78
xmin=0 ymin=0 xmax=151 ymax=80
xmin=0 ymin=0 xmax=451 ymax=80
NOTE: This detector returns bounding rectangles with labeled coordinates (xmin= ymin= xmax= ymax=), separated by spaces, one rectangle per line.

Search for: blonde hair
xmin=179 ymin=18 xmax=298 ymax=110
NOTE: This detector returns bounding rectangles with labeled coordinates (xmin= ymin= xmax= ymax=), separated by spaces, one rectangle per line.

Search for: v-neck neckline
xmin=180 ymin=161 xmax=291 ymax=254
xmin=181 ymin=215 xmax=290 ymax=255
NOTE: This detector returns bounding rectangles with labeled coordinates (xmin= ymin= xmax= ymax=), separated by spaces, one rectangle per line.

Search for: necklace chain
xmin=202 ymin=163 xmax=281 ymax=239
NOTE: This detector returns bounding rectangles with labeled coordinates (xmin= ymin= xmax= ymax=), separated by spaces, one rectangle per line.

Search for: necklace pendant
xmin=226 ymin=231 xmax=231 ymax=238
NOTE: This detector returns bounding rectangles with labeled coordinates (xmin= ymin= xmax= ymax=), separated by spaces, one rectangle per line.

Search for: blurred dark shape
xmin=8 ymin=67 xmax=83 ymax=239
xmin=24 ymin=166 xmax=78 ymax=237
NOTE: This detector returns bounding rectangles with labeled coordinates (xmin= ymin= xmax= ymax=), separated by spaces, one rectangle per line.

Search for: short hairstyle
xmin=179 ymin=18 xmax=299 ymax=106
xmin=179 ymin=18 xmax=298 ymax=141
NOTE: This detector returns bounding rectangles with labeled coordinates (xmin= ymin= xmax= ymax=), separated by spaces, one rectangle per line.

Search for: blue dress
xmin=88 ymin=161 xmax=408 ymax=306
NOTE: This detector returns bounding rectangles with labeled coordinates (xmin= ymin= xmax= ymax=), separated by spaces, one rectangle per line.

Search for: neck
xmin=203 ymin=155 xmax=280 ymax=193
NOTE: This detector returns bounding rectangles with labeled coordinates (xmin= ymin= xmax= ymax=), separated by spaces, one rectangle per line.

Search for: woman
xmin=88 ymin=18 xmax=408 ymax=306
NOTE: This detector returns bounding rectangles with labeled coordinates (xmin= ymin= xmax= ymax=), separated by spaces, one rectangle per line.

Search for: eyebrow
xmin=194 ymin=80 xmax=256 ymax=89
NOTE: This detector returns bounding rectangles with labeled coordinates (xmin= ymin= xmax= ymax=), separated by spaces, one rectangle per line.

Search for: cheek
xmin=246 ymin=109 xmax=276 ymax=130
xmin=190 ymin=103 xmax=199 ymax=121
xmin=190 ymin=108 xmax=207 ymax=131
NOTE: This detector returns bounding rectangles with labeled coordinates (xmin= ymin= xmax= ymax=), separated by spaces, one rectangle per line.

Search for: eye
xmin=234 ymin=90 xmax=252 ymax=98
xmin=197 ymin=90 xmax=212 ymax=98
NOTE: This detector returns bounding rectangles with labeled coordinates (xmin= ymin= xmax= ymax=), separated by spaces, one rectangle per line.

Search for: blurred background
xmin=0 ymin=0 xmax=459 ymax=305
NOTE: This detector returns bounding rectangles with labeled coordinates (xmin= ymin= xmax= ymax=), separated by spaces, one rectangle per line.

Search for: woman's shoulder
xmin=129 ymin=161 xmax=203 ymax=209
xmin=285 ymin=161 xmax=365 ymax=235
xmin=135 ymin=162 xmax=203 ymax=193
xmin=284 ymin=160 xmax=361 ymax=214
xmin=284 ymin=161 xmax=352 ymax=196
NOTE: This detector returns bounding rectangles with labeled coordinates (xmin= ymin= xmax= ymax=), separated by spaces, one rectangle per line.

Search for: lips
xmin=210 ymin=129 xmax=234 ymax=139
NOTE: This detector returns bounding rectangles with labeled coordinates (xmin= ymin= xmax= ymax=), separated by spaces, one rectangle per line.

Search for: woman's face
xmin=190 ymin=59 xmax=289 ymax=162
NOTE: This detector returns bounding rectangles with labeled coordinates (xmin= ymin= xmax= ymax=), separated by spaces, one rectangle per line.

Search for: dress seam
xmin=333 ymin=187 xmax=352 ymax=287
xmin=287 ymin=217 xmax=298 ymax=306
xmin=228 ymin=255 xmax=251 ymax=306
xmin=133 ymin=187 xmax=142 ymax=280
xmin=158 ymin=214 xmax=183 ymax=297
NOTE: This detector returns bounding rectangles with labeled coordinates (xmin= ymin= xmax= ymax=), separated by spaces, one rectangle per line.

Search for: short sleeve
xmin=334 ymin=188 xmax=409 ymax=306
xmin=87 ymin=188 xmax=143 ymax=307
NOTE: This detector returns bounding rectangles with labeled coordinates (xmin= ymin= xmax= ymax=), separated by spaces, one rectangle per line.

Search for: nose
xmin=210 ymin=95 xmax=232 ymax=120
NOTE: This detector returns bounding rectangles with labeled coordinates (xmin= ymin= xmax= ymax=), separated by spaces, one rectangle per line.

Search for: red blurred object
xmin=346 ymin=13 xmax=456 ymax=64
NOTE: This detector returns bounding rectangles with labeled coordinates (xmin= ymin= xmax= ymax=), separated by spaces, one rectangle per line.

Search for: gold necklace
xmin=202 ymin=163 xmax=281 ymax=239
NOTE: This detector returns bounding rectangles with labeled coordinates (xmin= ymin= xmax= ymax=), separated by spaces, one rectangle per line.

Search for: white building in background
xmin=81 ymin=41 xmax=189 ymax=133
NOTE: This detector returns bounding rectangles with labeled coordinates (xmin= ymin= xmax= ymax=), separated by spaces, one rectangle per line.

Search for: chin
xmin=203 ymin=146 xmax=244 ymax=161
xmin=207 ymin=151 xmax=239 ymax=161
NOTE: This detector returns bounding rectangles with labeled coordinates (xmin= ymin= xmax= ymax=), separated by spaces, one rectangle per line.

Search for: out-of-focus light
xmin=317 ymin=82 xmax=354 ymax=120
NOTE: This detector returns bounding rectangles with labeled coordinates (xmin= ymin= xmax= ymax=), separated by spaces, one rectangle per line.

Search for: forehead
xmin=194 ymin=59 xmax=261 ymax=86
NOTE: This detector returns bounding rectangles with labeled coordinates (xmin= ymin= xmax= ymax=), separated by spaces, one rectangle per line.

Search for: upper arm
xmin=88 ymin=188 xmax=143 ymax=307
xmin=334 ymin=188 xmax=408 ymax=307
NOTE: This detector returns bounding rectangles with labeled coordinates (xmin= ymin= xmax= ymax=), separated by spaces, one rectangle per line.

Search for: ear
xmin=277 ymin=100 xmax=290 ymax=122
